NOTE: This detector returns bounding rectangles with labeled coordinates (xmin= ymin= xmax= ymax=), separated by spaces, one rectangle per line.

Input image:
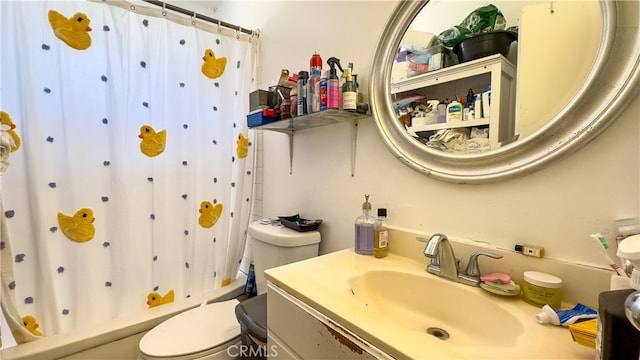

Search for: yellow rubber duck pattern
xmin=48 ymin=10 xmax=92 ymax=50
xmin=146 ymin=290 xmax=175 ymax=308
xmin=138 ymin=125 xmax=166 ymax=157
xmin=201 ymin=49 xmax=227 ymax=79
xmin=58 ymin=207 xmax=96 ymax=243
xmin=22 ymin=315 xmax=43 ymax=337
xmin=0 ymin=111 xmax=21 ymax=151
xmin=236 ymin=133 xmax=249 ymax=159
xmin=198 ymin=201 xmax=223 ymax=229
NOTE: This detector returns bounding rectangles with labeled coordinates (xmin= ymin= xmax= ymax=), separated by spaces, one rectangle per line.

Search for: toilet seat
xmin=139 ymin=299 xmax=241 ymax=360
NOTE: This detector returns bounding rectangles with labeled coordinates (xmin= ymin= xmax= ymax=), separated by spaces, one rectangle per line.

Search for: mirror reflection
xmin=391 ymin=0 xmax=602 ymax=154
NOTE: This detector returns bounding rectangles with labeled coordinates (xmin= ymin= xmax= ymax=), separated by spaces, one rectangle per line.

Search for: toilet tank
xmin=248 ymin=221 xmax=321 ymax=294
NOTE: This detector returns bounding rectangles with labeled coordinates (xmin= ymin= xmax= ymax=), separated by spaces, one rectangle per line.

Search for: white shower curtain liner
xmin=0 ymin=0 xmax=258 ymax=344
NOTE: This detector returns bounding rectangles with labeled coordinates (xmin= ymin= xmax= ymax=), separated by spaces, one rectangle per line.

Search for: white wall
xmin=210 ymin=0 xmax=639 ymax=270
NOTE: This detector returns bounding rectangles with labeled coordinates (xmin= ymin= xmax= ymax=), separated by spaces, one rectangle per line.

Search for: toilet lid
xmin=139 ymin=299 xmax=241 ymax=358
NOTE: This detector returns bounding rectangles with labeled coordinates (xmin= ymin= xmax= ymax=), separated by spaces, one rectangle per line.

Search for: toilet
xmin=138 ymin=220 xmax=321 ymax=360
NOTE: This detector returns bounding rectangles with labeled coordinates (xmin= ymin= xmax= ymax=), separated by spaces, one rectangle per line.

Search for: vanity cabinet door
xmin=267 ymin=282 xmax=391 ymax=360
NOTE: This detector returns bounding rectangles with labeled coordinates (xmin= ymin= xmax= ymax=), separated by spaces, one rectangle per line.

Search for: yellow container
xmin=522 ymin=271 xmax=562 ymax=309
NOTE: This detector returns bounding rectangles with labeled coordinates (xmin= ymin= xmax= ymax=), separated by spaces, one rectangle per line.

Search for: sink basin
xmin=348 ymin=270 xmax=525 ymax=347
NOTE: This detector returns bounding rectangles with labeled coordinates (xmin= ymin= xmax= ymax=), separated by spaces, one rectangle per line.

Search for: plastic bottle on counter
xmin=374 ymin=208 xmax=389 ymax=258
xmin=355 ymin=194 xmax=375 ymax=256
xmin=297 ymin=70 xmax=309 ymax=116
xmin=342 ymin=68 xmax=357 ymax=112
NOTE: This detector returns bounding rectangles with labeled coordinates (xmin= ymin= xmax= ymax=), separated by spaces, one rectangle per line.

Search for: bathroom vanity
xmin=265 ymin=231 xmax=602 ymax=359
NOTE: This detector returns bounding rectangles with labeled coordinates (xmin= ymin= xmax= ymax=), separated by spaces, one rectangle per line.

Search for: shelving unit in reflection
xmin=391 ymin=54 xmax=517 ymax=150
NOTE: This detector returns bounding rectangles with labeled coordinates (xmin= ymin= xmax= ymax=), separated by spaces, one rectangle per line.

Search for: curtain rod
xmin=141 ymin=0 xmax=257 ymax=37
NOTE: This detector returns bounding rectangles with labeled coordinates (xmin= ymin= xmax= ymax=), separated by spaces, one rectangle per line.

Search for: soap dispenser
xmin=374 ymin=208 xmax=389 ymax=258
xmin=355 ymin=194 xmax=375 ymax=255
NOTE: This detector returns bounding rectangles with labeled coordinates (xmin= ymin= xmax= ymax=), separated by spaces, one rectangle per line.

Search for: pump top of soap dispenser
xmin=362 ymin=194 xmax=372 ymax=211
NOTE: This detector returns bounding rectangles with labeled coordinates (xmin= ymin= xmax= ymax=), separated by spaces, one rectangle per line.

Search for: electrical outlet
xmin=523 ymin=245 xmax=544 ymax=258
xmin=515 ymin=244 xmax=545 ymax=258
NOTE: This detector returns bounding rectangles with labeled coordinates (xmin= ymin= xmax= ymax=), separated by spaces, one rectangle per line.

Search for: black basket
xmin=278 ymin=214 xmax=322 ymax=232
xmin=453 ymin=31 xmax=517 ymax=63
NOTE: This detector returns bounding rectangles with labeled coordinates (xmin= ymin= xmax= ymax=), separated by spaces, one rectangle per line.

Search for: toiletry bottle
xmin=320 ymin=70 xmax=328 ymax=111
xmin=339 ymin=62 xmax=352 ymax=109
xmin=437 ymin=101 xmax=447 ymax=123
xmin=307 ymin=52 xmax=322 ymax=113
xmin=482 ymin=86 xmax=491 ymax=118
xmin=446 ymin=94 xmax=463 ymax=122
xmin=289 ymin=86 xmax=297 ymax=117
xmin=342 ymin=68 xmax=357 ymax=112
xmin=297 ymin=70 xmax=309 ymax=116
xmin=474 ymin=94 xmax=483 ymax=119
xmin=244 ymin=261 xmax=257 ymax=297
xmin=307 ymin=67 xmax=321 ymax=113
xmin=374 ymin=208 xmax=389 ymax=258
xmin=326 ymin=57 xmax=343 ymax=109
xmin=355 ymin=194 xmax=375 ymax=255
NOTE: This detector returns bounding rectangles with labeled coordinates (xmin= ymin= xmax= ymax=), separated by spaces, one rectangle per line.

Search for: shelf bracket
xmin=287 ymin=131 xmax=293 ymax=175
xmin=351 ymin=119 xmax=358 ymax=177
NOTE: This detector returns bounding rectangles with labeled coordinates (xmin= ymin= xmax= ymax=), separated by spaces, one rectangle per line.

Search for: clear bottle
xmin=342 ymin=68 xmax=357 ymax=112
xmin=307 ymin=68 xmax=321 ymax=113
xmin=355 ymin=194 xmax=375 ymax=256
xmin=374 ymin=208 xmax=389 ymax=258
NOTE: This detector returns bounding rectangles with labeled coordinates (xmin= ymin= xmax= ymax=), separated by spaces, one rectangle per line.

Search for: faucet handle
xmin=464 ymin=251 xmax=502 ymax=277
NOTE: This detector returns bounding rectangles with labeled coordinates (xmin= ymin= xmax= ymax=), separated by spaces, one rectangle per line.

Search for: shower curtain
xmin=0 ymin=0 xmax=256 ymax=342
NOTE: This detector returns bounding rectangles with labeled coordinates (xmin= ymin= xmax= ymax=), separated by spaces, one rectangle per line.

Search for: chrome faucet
xmin=422 ymin=233 xmax=459 ymax=282
xmin=418 ymin=234 xmax=502 ymax=286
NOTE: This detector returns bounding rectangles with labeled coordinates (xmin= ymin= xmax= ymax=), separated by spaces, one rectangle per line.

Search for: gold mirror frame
xmin=369 ymin=0 xmax=640 ymax=183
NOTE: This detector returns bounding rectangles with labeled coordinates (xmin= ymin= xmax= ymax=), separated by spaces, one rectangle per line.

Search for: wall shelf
xmin=250 ymin=109 xmax=368 ymax=175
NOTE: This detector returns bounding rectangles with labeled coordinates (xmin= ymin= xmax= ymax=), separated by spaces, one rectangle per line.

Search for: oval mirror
xmin=370 ymin=0 xmax=640 ymax=184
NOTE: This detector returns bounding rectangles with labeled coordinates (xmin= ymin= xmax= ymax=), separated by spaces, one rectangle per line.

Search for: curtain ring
xmin=249 ymin=30 xmax=254 ymax=43
xmin=217 ymin=19 xmax=221 ymax=33
xmin=162 ymin=2 xmax=167 ymax=16
xmin=236 ymin=26 xmax=241 ymax=39
xmin=191 ymin=11 xmax=196 ymax=26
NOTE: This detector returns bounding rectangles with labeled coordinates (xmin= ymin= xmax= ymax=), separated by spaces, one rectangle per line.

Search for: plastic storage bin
xmin=407 ymin=45 xmax=458 ymax=77
xmin=247 ymin=109 xmax=279 ymax=128
xmin=235 ymin=294 xmax=268 ymax=360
